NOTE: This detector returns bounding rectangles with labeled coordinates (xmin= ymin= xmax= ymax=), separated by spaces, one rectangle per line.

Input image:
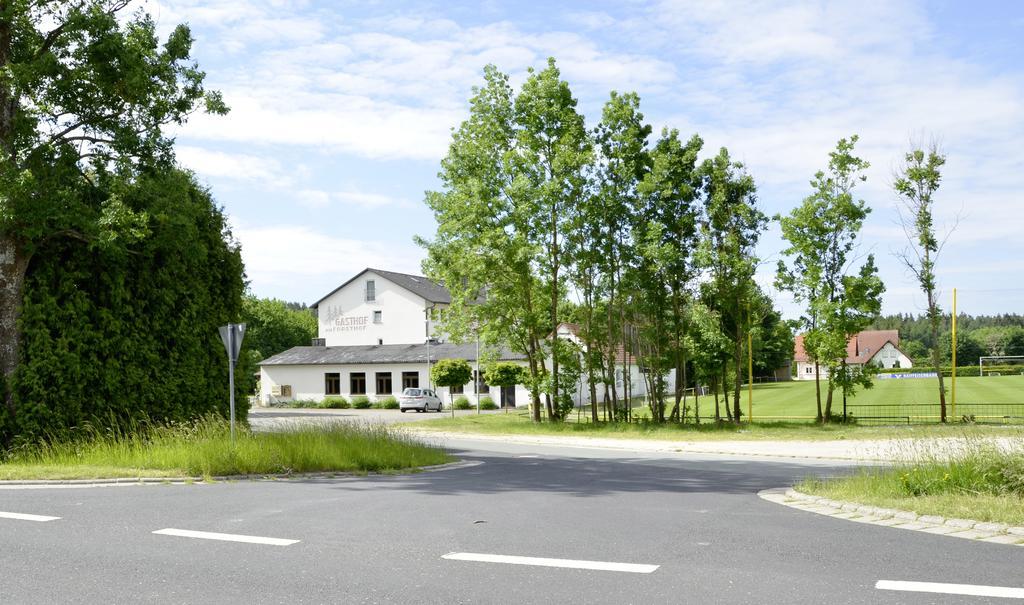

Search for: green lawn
xmin=728 ymin=375 xmax=1024 ymax=421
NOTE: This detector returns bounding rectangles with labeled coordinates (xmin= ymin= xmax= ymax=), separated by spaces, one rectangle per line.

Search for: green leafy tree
xmin=0 ymin=2 xmax=226 ymax=425
xmin=698 ymin=148 xmax=766 ymax=423
xmin=484 ymin=361 xmax=527 ymax=409
xmin=431 ymin=358 xmax=472 ymax=408
xmin=513 ymin=58 xmax=591 ymax=421
xmin=776 ymin=136 xmax=882 ymax=421
xmin=894 ymin=141 xmax=950 ymax=421
xmin=241 ymin=297 xmax=318 ymax=361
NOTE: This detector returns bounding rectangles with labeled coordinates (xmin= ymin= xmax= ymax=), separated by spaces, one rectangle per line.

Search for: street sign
xmin=219 ymin=323 xmax=246 ymax=363
xmin=218 ymin=323 xmax=246 ymax=443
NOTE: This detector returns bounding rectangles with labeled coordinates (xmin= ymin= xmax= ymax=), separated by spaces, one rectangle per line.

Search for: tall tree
xmin=590 ymin=91 xmax=650 ymax=419
xmin=637 ymin=129 xmax=702 ymax=421
xmin=0 ymin=2 xmax=226 ymax=423
xmin=241 ymin=297 xmax=318 ymax=361
xmin=776 ymin=136 xmax=882 ymax=421
xmin=893 ymin=142 xmax=950 ymax=421
xmin=698 ymin=148 xmax=766 ymax=423
xmin=419 ymin=64 xmax=548 ymax=423
xmin=513 ymin=58 xmax=591 ymax=421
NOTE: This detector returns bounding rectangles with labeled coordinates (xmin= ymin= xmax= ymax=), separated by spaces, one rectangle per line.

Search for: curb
xmin=0 ymin=459 xmax=480 ymax=489
xmin=758 ymin=487 xmax=1024 ymax=546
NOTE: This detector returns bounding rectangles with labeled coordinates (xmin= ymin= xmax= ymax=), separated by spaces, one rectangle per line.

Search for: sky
xmin=143 ymin=0 xmax=1024 ymax=318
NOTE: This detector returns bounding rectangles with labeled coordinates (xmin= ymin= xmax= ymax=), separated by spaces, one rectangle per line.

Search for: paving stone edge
xmin=758 ymin=487 xmax=1024 ymax=546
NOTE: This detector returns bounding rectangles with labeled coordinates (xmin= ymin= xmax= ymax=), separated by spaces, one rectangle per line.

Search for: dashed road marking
xmin=877 ymin=580 xmax=1024 ymax=599
xmin=152 ymin=528 xmax=299 ymax=546
xmin=0 ymin=511 xmax=60 ymax=522
xmin=442 ymin=552 xmax=658 ymax=573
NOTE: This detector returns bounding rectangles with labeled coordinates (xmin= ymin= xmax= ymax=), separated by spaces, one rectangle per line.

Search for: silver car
xmin=398 ymin=388 xmax=443 ymax=412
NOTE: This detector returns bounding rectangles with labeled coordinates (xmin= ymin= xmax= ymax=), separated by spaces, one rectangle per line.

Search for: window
xmin=804 ymin=366 xmax=813 ymax=374
xmin=376 ymin=372 xmax=392 ymax=395
xmin=377 ymin=338 xmax=383 ymax=345
xmin=325 ymin=373 xmax=340 ymax=395
xmin=451 ymin=383 xmax=464 ymax=395
xmin=373 ymin=310 xmax=382 ymax=324
xmin=474 ymin=370 xmax=489 ymax=393
xmin=350 ymin=372 xmax=366 ymax=395
xmin=365 ymin=280 xmax=375 ymax=302
xmin=402 ymin=371 xmax=420 ymax=390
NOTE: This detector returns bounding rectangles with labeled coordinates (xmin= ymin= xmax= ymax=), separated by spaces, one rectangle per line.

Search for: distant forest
xmin=869 ymin=314 xmax=1024 ymax=365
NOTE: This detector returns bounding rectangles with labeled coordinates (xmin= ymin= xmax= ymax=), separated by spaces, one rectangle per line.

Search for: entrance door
xmin=501 ymin=385 xmax=516 ymax=408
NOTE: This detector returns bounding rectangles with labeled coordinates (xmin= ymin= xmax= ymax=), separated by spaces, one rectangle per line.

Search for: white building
xmin=793 ymin=329 xmax=913 ymax=381
xmin=258 ymin=269 xmax=528 ymax=407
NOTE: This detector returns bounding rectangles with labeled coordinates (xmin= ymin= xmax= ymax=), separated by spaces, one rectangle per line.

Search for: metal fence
xmin=845 ymin=403 xmax=1024 ymax=425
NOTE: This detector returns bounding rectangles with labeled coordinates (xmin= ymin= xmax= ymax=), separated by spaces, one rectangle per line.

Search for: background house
xmin=258 ymin=268 xmax=527 ymax=407
xmin=793 ymin=329 xmax=913 ymax=381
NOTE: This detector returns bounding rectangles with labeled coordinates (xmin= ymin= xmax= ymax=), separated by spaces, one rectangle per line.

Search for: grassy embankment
xmin=798 ymin=439 xmax=1024 ymax=525
xmin=0 ymin=417 xmax=451 ymax=481
xmin=411 ymin=375 xmax=1024 ymax=442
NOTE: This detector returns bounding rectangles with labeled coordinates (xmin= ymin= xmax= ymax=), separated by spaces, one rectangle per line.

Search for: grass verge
xmin=0 ymin=416 xmax=452 ymax=480
xmin=798 ymin=439 xmax=1024 ymax=526
xmin=412 ymin=410 xmax=1024 ymax=442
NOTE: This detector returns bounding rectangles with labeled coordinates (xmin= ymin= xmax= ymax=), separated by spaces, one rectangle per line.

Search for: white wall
xmin=871 ymin=342 xmax=913 ymax=369
xmin=259 ymin=362 xmax=522 ymax=406
xmin=316 ymin=270 xmax=446 ymax=346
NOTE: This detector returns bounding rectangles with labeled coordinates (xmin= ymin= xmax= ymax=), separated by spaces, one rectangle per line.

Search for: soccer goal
xmin=979 ymin=356 xmax=1024 ymax=376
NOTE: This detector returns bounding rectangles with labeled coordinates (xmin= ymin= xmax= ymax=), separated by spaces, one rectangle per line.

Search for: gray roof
xmin=311 ymin=268 xmax=451 ymax=308
xmin=259 ymin=343 xmax=524 ymax=366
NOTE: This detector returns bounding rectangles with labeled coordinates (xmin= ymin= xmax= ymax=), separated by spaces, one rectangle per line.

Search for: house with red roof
xmin=793 ymin=329 xmax=913 ymax=381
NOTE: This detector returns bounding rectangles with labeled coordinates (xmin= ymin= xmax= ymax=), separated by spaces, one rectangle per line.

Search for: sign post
xmin=218 ymin=323 xmax=246 ymax=444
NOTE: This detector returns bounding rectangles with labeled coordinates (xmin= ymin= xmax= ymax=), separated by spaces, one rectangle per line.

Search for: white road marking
xmin=877 ymin=580 xmax=1024 ymax=599
xmin=517 ymin=455 xmax=539 ymax=458
xmin=0 ymin=511 xmax=61 ymax=522
xmin=152 ymin=528 xmax=299 ymax=546
xmin=442 ymin=552 xmax=658 ymax=573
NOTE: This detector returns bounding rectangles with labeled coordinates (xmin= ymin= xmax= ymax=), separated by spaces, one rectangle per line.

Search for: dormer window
xmin=366 ymin=280 xmax=376 ymax=302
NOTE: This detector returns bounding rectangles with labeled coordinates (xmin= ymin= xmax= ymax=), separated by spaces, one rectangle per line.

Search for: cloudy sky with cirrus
xmin=147 ymin=0 xmax=1023 ymax=317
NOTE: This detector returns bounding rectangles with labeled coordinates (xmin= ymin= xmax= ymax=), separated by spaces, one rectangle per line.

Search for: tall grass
xmin=799 ymin=435 xmax=1024 ymax=524
xmin=0 ymin=416 xmax=451 ymax=480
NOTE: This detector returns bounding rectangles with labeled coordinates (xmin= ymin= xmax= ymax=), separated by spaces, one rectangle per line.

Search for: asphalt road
xmin=2 ymin=436 xmax=1023 ymax=604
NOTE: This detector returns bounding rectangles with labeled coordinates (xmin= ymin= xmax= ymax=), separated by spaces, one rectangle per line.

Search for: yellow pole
xmin=951 ymin=288 xmax=957 ymax=419
xmin=748 ymin=330 xmax=753 ymax=423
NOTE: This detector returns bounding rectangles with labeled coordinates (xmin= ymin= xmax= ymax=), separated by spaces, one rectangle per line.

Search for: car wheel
xmin=400 ymin=409 xmax=406 ymax=413
xmin=435 ymin=402 xmax=441 ymax=412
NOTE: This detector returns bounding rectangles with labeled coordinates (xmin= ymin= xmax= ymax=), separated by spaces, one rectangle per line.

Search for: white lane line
xmin=152 ymin=528 xmax=299 ymax=546
xmin=0 ymin=511 xmax=61 ymax=522
xmin=442 ymin=552 xmax=658 ymax=574
xmin=877 ymin=580 xmax=1024 ymax=599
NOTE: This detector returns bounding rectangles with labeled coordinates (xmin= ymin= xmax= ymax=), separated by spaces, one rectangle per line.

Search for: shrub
xmin=350 ymin=395 xmax=371 ymax=409
xmin=283 ymin=399 xmax=319 ymax=409
xmin=479 ymin=396 xmax=497 ymax=410
xmin=319 ymin=397 xmax=349 ymax=409
xmin=451 ymin=396 xmax=470 ymax=410
xmin=376 ymin=396 xmax=399 ymax=410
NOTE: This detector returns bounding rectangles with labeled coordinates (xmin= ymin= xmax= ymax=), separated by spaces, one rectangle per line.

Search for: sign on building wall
xmin=323 ymin=305 xmax=368 ymax=333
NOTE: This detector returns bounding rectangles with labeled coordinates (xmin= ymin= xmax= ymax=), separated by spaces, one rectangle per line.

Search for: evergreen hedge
xmin=4 ymin=170 xmax=247 ymax=443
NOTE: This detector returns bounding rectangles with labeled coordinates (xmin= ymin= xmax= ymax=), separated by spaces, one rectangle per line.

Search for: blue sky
xmin=145 ymin=0 xmax=1024 ymax=318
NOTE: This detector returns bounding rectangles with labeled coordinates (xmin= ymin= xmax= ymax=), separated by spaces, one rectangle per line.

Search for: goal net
xmin=979 ymin=356 xmax=1024 ymax=376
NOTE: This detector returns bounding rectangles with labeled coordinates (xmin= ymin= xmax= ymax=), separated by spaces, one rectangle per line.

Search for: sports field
xmin=739 ymin=375 xmax=1024 ymax=422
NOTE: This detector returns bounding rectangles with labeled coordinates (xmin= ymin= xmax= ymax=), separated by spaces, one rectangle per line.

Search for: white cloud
xmin=175 ymin=145 xmax=290 ymax=186
xmin=233 ymin=224 xmax=424 ymax=302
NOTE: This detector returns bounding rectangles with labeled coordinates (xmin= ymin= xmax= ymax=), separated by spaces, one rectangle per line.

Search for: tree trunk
xmin=0 ymin=236 xmax=29 ymax=423
xmin=813 ymin=361 xmax=823 ymax=423
xmin=733 ymin=322 xmax=743 ymax=424
xmin=927 ymin=289 xmax=947 ymax=422
xmin=712 ymin=375 xmax=720 ymax=422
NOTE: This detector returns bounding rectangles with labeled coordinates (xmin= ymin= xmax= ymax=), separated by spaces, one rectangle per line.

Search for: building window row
xmin=324 ymin=370 xmax=498 ymax=395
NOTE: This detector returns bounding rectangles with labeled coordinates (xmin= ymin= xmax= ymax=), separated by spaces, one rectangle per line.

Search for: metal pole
xmin=228 ymin=325 xmax=236 ymax=444
xmin=952 ymin=288 xmax=957 ymax=420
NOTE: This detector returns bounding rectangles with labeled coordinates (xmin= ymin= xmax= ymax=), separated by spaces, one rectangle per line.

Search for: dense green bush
xmin=350 ymin=395 xmax=371 ymax=409
xmin=319 ymin=397 xmax=350 ymax=409
xmin=5 ymin=170 xmax=247 ymax=444
xmin=453 ymin=397 xmax=471 ymax=410
xmin=479 ymin=396 xmax=496 ymax=410
xmin=374 ymin=396 xmax=399 ymax=409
